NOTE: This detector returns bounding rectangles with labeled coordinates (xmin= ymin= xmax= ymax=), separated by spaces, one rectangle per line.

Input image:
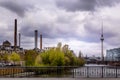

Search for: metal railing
xmin=0 ymin=66 xmax=120 ymax=78
xmin=74 ymin=66 xmax=120 ymax=78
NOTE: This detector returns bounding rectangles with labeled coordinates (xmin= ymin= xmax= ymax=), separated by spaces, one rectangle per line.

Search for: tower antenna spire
xmin=102 ymin=19 xmax=103 ymax=36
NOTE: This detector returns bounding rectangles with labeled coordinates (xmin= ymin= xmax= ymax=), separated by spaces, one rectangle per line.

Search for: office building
xmin=106 ymin=48 xmax=120 ymax=61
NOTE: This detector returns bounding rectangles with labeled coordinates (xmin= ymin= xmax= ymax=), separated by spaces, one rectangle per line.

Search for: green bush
xmin=35 ymin=43 xmax=85 ymax=67
xmin=25 ymin=50 xmax=38 ymax=66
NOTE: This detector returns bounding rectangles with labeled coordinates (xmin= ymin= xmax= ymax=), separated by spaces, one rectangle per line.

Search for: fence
xmin=0 ymin=66 xmax=120 ymax=78
xmin=74 ymin=66 xmax=120 ymax=78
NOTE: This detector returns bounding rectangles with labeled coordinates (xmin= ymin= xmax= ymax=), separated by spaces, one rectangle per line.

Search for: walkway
xmin=0 ymin=78 xmax=120 ymax=80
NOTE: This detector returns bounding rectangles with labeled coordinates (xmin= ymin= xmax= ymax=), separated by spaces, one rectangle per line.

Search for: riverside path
xmin=0 ymin=78 xmax=120 ymax=80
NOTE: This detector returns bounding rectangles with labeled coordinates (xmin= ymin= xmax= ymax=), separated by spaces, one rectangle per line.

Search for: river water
xmin=74 ymin=64 xmax=120 ymax=78
xmin=84 ymin=64 xmax=108 ymax=66
xmin=1 ymin=64 xmax=120 ymax=78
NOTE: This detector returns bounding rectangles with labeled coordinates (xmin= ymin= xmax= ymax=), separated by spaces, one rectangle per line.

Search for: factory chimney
xmin=14 ymin=19 xmax=17 ymax=51
xmin=19 ymin=33 xmax=21 ymax=48
xmin=35 ymin=30 xmax=38 ymax=49
xmin=40 ymin=34 xmax=42 ymax=49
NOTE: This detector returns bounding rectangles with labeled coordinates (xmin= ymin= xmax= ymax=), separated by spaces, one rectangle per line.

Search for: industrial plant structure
xmin=34 ymin=30 xmax=38 ymax=50
xmin=0 ymin=19 xmax=44 ymax=52
xmin=0 ymin=19 xmax=22 ymax=52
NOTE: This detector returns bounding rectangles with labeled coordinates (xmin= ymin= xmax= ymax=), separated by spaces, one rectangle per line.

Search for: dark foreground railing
xmin=0 ymin=66 xmax=120 ymax=78
xmin=0 ymin=66 xmax=77 ymax=78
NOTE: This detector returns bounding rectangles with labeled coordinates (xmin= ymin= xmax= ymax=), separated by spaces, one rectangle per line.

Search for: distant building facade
xmin=0 ymin=40 xmax=12 ymax=50
xmin=3 ymin=40 xmax=11 ymax=47
xmin=44 ymin=47 xmax=55 ymax=51
xmin=106 ymin=48 xmax=120 ymax=61
xmin=0 ymin=40 xmax=23 ymax=53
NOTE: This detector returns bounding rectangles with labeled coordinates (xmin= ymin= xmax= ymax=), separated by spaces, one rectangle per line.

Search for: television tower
xmin=100 ymin=22 xmax=104 ymax=62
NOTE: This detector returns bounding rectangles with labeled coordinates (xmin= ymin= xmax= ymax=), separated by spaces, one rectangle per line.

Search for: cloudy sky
xmin=0 ymin=0 xmax=120 ymax=57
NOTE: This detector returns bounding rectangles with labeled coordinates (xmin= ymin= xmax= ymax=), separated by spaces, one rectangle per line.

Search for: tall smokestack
xmin=19 ymin=33 xmax=21 ymax=48
xmin=14 ymin=19 xmax=17 ymax=50
xmin=35 ymin=30 xmax=38 ymax=49
xmin=40 ymin=34 xmax=42 ymax=49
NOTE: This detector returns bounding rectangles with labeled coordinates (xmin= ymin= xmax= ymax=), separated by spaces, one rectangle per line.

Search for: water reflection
xmin=84 ymin=64 xmax=108 ymax=66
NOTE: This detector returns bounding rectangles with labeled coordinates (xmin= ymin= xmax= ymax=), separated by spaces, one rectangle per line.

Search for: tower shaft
xmin=100 ymin=23 xmax=104 ymax=62
xmin=101 ymin=38 xmax=104 ymax=61
xmin=19 ymin=33 xmax=21 ymax=48
xmin=40 ymin=34 xmax=42 ymax=49
xmin=35 ymin=30 xmax=38 ymax=49
xmin=14 ymin=19 xmax=17 ymax=51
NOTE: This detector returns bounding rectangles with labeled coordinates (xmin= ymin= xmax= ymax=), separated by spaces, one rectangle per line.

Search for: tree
xmin=40 ymin=48 xmax=65 ymax=66
xmin=24 ymin=50 xmax=38 ymax=66
xmin=63 ymin=48 xmax=85 ymax=66
xmin=77 ymin=58 xmax=85 ymax=66
xmin=0 ymin=53 xmax=9 ymax=62
xmin=35 ymin=54 xmax=43 ymax=66
xmin=78 ymin=51 xmax=85 ymax=66
xmin=8 ymin=52 xmax=21 ymax=65
xmin=64 ymin=56 xmax=70 ymax=66
xmin=50 ymin=48 xmax=65 ymax=66
xmin=34 ymin=42 xmax=85 ymax=67
xmin=40 ymin=51 xmax=49 ymax=66
xmin=57 ymin=42 xmax=62 ymax=49
xmin=79 ymin=51 xmax=82 ymax=58
xmin=62 ymin=44 xmax=69 ymax=54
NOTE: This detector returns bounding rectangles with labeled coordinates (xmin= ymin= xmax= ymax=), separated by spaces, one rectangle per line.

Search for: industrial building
xmin=0 ymin=19 xmax=55 ymax=53
xmin=0 ymin=40 xmax=23 ymax=52
xmin=0 ymin=19 xmax=23 ymax=53
xmin=0 ymin=40 xmax=12 ymax=50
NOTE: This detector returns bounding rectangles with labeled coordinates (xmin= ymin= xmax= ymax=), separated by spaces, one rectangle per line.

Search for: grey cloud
xmin=19 ymin=23 xmax=80 ymax=40
xmin=56 ymin=0 xmax=120 ymax=11
xmin=0 ymin=1 xmax=32 ymax=17
xmin=20 ymin=24 xmax=57 ymax=38
xmin=96 ymin=0 xmax=120 ymax=7
xmin=84 ymin=22 xmax=117 ymax=43
xmin=0 ymin=36 xmax=6 ymax=44
xmin=106 ymin=37 xmax=120 ymax=46
xmin=0 ymin=25 xmax=14 ymax=45
xmin=0 ymin=33 xmax=13 ymax=45
xmin=56 ymin=0 xmax=96 ymax=11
